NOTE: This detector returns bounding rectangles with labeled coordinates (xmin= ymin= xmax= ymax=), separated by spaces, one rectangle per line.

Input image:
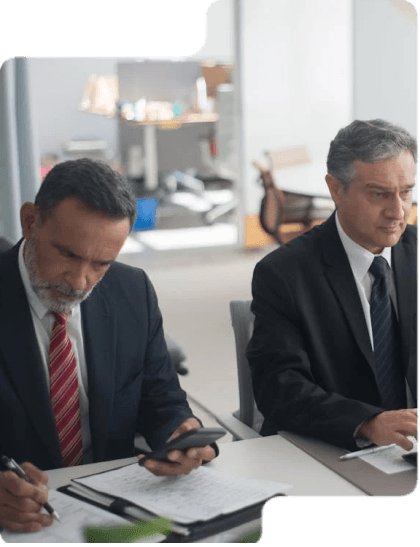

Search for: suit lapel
xmin=81 ymin=277 xmax=117 ymax=462
xmin=320 ymin=216 xmax=376 ymax=374
xmin=0 ymin=244 xmax=62 ymax=467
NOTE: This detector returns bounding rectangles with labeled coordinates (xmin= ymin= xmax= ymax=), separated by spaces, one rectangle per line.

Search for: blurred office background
xmin=0 ymin=0 xmax=416 ymax=426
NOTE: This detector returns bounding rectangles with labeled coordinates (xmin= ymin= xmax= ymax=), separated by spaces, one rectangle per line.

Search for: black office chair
xmin=0 ymin=236 xmax=14 ymax=253
xmin=254 ymin=146 xmax=335 ymax=244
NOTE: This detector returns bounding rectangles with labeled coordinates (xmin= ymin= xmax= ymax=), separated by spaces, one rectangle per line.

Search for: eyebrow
xmin=54 ymin=243 xmax=115 ymax=266
xmin=365 ymin=183 xmax=415 ymax=191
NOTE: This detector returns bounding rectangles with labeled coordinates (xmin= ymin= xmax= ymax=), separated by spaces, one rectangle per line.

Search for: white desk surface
xmin=47 ymin=435 xmax=364 ymax=496
xmin=208 ymin=435 xmax=364 ymax=496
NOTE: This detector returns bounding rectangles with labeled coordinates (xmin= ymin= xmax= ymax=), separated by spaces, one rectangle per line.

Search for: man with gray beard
xmin=0 ymin=158 xmax=216 ymax=533
xmin=24 ymin=230 xmax=95 ymax=313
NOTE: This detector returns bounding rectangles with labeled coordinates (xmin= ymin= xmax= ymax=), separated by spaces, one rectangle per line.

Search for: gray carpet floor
xmin=118 ymin=242 xmax=275 ymax=438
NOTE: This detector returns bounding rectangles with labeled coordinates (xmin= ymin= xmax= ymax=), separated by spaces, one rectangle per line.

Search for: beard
xmin=24 ymin=233 xmax=95 ymax=313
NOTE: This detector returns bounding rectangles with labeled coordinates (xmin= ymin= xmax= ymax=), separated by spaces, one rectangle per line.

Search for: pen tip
xmin=54 ymin=512 xmax=61 ymax=522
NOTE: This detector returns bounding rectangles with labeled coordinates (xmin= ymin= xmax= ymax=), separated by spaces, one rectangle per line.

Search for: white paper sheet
xmin=360 ymin=438 xmax=417 ymax=474
xmin=73 ymin=463 xmax=292 ymax=524
xmin=0 ymin=489 xmax=131 ymax=543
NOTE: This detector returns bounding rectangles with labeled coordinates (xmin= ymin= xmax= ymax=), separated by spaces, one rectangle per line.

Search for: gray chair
xmin=216 ymin=301 xmax=263 ymax=440
xmin=0 ymin=236 xmax=14 ymax=253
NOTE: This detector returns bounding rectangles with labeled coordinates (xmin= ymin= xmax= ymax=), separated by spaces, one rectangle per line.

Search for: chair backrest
xmin=0 ymin=237 xmax=14 ymax=254
xmin=265 ymin=145 xmax=311 ymax=170
xmin=229 ymin=300 xmax=264 ymax=431
xmin=254 ymin=146 xmax=334 ymax=244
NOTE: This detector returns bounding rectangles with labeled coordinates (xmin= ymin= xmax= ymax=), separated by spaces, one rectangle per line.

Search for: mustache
xmin=36 ymin=280 xmax=88 ymax=299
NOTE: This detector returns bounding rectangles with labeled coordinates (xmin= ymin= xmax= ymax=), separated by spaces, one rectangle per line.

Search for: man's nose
xmin=385 ymin=195 xmax=405 ymax=219
xmin=65 ymin=263 xmax=91 ymax=292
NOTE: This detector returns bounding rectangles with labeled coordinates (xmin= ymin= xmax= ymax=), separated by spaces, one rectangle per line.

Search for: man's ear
xmin=325 ymin=174 xmax=344 ymax=208
xmin=20 ymin=202 xmax=39 ymax=239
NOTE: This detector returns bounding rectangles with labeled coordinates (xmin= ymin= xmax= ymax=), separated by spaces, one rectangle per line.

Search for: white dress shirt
xmin=18 ymin=241 xmax=93 ymax=463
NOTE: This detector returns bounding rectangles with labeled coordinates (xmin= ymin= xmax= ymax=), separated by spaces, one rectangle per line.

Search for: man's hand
xmin=358 ymin=409 xmax=417 ymax=450
xmin=138 ymin=418 xmax=216 ymax=476
xmin=0 ymin=462 xmax=54 ymax=533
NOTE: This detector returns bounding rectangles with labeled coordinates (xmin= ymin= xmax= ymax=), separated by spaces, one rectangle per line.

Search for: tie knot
xmin=369 ymin=256 xmax=389 ymax=280
xmin=52 ymin=312 xmax=70 ymax=326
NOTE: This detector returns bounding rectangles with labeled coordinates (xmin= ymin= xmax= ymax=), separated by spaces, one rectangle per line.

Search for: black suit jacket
xmin=0 ymin=242 xmax=193 ymax=470
xmin=247 ymin=214 xmax=417 ymax=450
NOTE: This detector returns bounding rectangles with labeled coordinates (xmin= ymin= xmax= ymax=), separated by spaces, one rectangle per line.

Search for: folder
xmin=57 ymin=462 xmax=291 ymax=542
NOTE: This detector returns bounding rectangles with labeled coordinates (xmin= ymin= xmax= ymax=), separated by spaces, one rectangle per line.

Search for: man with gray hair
xmin=247 ymin=119 xmax=417 ymax=451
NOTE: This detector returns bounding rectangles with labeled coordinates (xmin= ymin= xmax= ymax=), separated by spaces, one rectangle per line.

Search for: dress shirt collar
xmin=334 ymin=213 xmax=392 ymax=281
xmin=18 ymin=240 xmax=77 ymax=321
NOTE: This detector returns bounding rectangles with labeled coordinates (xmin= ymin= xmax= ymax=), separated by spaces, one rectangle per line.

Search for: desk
xmin=209 ymin=435 xmax=364 ymax=496
xmin=122 ymin=114 xmax=219 ymax=192
xmin=47 ymin=436 xmax=363 ymax=496
xmin=41 ymin=435 xmax=362 ymax=543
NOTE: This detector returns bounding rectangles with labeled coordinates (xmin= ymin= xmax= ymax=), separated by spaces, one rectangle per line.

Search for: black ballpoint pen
xmin=0 ymin=456 xmax=60 ymax=521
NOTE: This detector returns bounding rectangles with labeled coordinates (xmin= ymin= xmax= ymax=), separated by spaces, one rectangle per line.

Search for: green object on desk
xmin=85 ymin=516 xmax=173 ymax=543
xmin=240 ymin=528 xmax=261 ymax=542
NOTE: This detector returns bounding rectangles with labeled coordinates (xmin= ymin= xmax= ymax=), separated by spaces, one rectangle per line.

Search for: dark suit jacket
xmin=0 ymin=242 xmax=193 ymax=470
xmin=247 ymin=214 xmax=417 ymax=450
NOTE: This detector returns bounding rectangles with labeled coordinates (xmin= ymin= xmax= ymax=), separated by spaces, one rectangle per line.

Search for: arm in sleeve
xmin=246 ymin=259 xmax=382 ymax=450
xmin=136 ymin=274 xmax=194 ymax=449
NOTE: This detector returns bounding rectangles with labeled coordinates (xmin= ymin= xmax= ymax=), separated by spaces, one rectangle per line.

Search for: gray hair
xmin=35 ymin=158 xmax=137 ymax=229
xmin=327 ymin=119 xmax=417 ymax=188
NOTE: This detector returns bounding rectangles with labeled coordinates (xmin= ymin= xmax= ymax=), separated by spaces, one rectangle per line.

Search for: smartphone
xmin=138 ymin=427 xmax=226 ymax=465
xmin=402 ymin=452 xmax=417 ymax=466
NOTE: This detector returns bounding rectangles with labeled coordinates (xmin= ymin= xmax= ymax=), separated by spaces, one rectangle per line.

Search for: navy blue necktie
xmin=369 ymin=256 xmax=406 ymax=410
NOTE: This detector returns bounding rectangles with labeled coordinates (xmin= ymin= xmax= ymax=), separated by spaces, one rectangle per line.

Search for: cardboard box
xmin=201 ymin=63 xmax=233 ymax=98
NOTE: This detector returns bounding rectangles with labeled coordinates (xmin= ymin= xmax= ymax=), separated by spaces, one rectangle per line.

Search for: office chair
xmin=216 ymin=300 xmax=263 ymax=441
xmin=0 ymin=236 xmax=14 ymax=253
xmin=254 ymin=146 xmax=335 ymax=244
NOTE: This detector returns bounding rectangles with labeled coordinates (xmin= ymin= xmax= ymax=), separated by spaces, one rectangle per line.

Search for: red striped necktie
xmin=49 ymin=312 xmax=83 ymax=467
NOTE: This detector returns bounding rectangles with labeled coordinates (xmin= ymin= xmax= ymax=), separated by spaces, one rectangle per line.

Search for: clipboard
xmin=57 ymin=483 xmax=272 ymax=542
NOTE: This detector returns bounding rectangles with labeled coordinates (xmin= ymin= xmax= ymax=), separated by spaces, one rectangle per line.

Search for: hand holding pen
xmin=0 ymin=457 xmax=58 ymax=533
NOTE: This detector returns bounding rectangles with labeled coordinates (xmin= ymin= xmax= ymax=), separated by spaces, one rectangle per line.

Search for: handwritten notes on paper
xmin=73 ymin=463 xmax=292 ymax=524
xmin=0 ymin=489 xmax=129 ymax=543
xmin=360 ymin=438 xmax=417 ymax=474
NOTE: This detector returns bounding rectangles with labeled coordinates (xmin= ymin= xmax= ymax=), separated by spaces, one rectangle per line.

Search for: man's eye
xmin=61 ymin=249 xmax=74 ymax=258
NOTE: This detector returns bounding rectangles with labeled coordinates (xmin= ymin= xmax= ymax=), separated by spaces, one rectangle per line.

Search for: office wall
xmin=236 ymin=0 xmax=353 ymax=224
xmin=26 ymin=0 xmax=233 ymax=164
xmin=353 ymin=0 xmax=417 ymax=135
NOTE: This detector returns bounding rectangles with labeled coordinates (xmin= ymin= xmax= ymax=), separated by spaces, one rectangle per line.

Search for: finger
xmin=1 ymin=471 xmax=49 ymax=506
xmin=143 ymin=456 xmax=199 ymax=476
xmin=394 ymin=433 xmax=414 ymax=451
xmin=166 ymin=450 xmax=203 ymax=469
xmin=168 ymin=418 xmax=201 ymax=440
xmin=20 ymin=462 xmax=49 ymax=486
xmin=395 ymin=422 xmax=418 ymax=439
xmin=166 ymin=450 xmax=184 ymax=463
xmin=0 ymin=505 xmax=54 ymax=532
xmin=187 ymin=445 xmax=216 ymax=462
xmin=142 ymin=459 xmax=183 ymax=476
